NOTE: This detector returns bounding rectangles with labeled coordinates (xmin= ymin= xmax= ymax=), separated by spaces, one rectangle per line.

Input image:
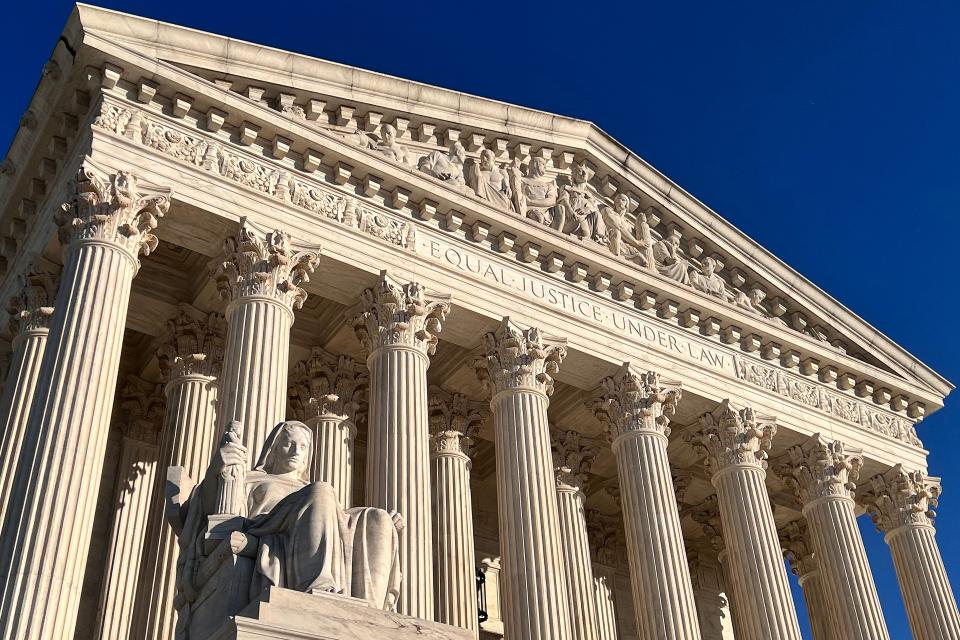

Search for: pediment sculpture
xmin=166 ymin=420 xmax=403 ymax=639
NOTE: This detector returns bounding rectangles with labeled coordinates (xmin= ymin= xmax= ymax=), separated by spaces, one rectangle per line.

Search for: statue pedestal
xmin=206 ymin=587 xmax=474 ymax=640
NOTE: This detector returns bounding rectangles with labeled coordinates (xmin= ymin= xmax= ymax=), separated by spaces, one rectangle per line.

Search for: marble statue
xmin=418 ymin=142 xmax=469 ymax=191
xmin=557 ymin=162 xmax=604 ymax=241
xmin=690 ymin=257 xmax=727 ymax=298
xmin=169 ymin=420 xmax=403 ymax=638
xmin=509 ymin=156 xmax=558 ymax=223
xmin=602 ymin=193 xmax=652 ymax=266
xmin=467 ymin=149 xmax=513 ymax=211
xmin=652 ymin=228 xmax=692 ymax=284
xmin=372 ymin=124 xmax=410 ymax=165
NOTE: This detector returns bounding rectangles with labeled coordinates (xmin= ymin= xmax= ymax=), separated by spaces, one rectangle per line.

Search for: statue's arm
xmin=165 ymin=466 xmax=195 ymax=536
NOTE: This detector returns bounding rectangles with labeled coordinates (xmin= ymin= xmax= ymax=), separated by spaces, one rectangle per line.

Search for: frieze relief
xmin=733 ymin=355 xmax=920 ymax=446
xmin=92 ymin=98 xmax=920 ymax=447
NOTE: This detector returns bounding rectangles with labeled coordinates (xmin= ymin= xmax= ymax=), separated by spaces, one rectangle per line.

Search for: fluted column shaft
xmin=797 ymin=570 xmax=834 ymax=640
xmin=431 ymin=433 xmax=478 ymax=633
xmin=311 ymin=414 xmax=355 ymax=507
xmin=218 ymin=297 xmax=291 ymax=460
xmin=717 ymin=549 xmax=748 ymax=639
xmin=713 ymin=465 xmax=801 ymax=640
xmin=863 ymin=467 xmax=959 ymax=640
xmin=803 ymin=496 xmax=889 ymax=638
xmin=613 ymin=431 xmax=702 ymax=638
xmin=0 ymin=164 xmax=170 ymax=640
xmin=556 ymin=483 xmax=601 ymax=640
xmin=885 ymin=524 xmax=960 ymax=640
xmin=95 ymin=435 xmax=159 ymax=640
xmin=0 ymin=328 xmax=50 ymax=526
xmin=491 ymin=387 xmax=572 ymax=640
xmin=134 ymin=370 xmax=220 ymax=640
xmin=593 ymin=564 xmax=619 ymax=640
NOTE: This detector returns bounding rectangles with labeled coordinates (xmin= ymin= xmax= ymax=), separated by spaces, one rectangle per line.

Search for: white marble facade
xmin=0 ymin=5 xmax=956 ymax=640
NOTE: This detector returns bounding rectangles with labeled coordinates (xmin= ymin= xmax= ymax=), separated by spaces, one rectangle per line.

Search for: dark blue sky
xmin=4 ymin=2 xmax=958 ymax=637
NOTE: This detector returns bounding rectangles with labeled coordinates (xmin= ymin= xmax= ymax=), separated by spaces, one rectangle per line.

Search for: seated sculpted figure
xmin=172 ymin=420 xmax=402 ymax=633
xmin=467 ymin=148 xmax=513 ymax=211
xmin=509 ymin=157 xmax=558 ymax=223
xmin=602 ymin=193 xmax=653 ymax=266
xmin=690 ymin=256 xmax=727 ymax=298
xmin=418 ymin=141 xmax=469 ymax=191
xmin=557 ymin=162 xmax=605 ymax=242
xmin=371 ymin=124 xmax=411 ymax=165
xmin=652 ymin=228 xmax=691 ymax=285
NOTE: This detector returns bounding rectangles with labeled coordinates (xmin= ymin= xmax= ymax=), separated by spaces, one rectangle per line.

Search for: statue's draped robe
xmin=653 ymin=240 xmax=691 ymax=284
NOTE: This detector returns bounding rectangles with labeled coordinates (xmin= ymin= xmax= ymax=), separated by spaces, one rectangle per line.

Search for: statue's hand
xmin=209 ymin=441 xmax=247 ymax=477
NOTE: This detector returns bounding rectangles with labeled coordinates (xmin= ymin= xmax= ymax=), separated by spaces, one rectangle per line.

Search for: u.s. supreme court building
xmin=0 ymin=5 xmax=956 ymax=640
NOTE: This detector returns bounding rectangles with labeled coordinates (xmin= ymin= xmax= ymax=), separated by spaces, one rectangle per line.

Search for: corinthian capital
xmin=590 ymin=363 xmax=681 ymax=440
xmin=119 ymin=377 xmax=166 ymax=445
xmin=586 ymin=510 xmax=621 ymax=566
xmin=428 ymin=386 xmax=486 ymax=456
xmin=861 ymin=465 xmax=941 ymax=533
xmin=288 ymin=347 xmax=367 ymax=423
xmin=552 ymin=428 xmax=598 ymax=492
xmin=685 ymin=400 xmax=776 ymax=476
xmin=57 ymin=160 xmax=171 ymax=261
xmin=775 ymin=434 xmax=862 ymax=504
xmin=350 ymin=271 xmax=450 ymax=356
xmin=157 ymin=307 xmax=225 ymax=380
xmin=472 ymin=317 xmax=566 ymax=396
xmin=213 ymin=218 xmax=320 ymax=310
xmin=7 ymin=261 xmax=58 ymax=335
xmin=779 ymin=519 xmax=817 ymax=578
xmin=690 ymin=494 xmax=724 ymax=551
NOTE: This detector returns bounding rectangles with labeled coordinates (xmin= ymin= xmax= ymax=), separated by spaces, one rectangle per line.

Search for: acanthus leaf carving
xmin=861 ymin=465 xmax=941 ymax=533
xmin=118 ymin=376 xmax=166 ymax=446
xmin=778 ymin=519 xmax=817 ymax=578
xmin=288 ymin=347 xmax=367 ymax=424
xmin=551 ymin=429 xmax=598 ymax=492
xmin=686 ymin=400 xmax=776 ymax=475
xmin=428 ymin=386 xmax=486 ymax=457
xmin=689 ymin=494 xmax=724 ymax=551
xmin=586 ymin=509 xmax=622 ymax=566
xmin=7 ymin=261 xmax=58 ymax=335
xmin=471 ymin=317 xmax=566 ymax=397
xmin=590 ymin=363 xmax=681 ymax=441
xmin=774 ymin=433 xmax=863 ymax=504
xmin=350 ymin=272 xmax=450 ymax=356
xmin=157 ymin=307 xmax=226 ymax=380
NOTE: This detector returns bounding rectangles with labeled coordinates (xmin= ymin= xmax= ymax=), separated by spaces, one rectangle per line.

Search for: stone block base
xmin=207 ymin=586 xmax=474 ymax=640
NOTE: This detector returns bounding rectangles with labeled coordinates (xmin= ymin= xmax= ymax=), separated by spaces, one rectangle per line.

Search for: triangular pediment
xmin=31 ymin=5 xmax=953 ymax=420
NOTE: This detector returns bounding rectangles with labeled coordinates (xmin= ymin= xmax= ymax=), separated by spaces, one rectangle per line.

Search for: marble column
xmin=591 ymin=364 xmax=701 ymax=640
xmin=686 ymin=401 xmax=802 ymax=640
xmin=351 ymin=272 xmax=450 ymax=619
xmin=472 ymin=318 xmax=572 ymax=640
xmin=586 ymin=510 xmax=621 ymax=640
xmin=687 ymin=549 xmax=736 ymax=640
xmin=552 ymin=429 xmax=601 ymax=640
xmin=0 ymin=262 xmax=57 ymax=527
xmin=690 ymin=495 xmax=746 ymax=640
xmin=213 ymin=218 xmax=319 ymax=464
xmin=777 ymin=434 xmax=890 ymax=640
xmin=428 ymin=387 xmax=483 ymax=634
xmin=779 ymin=519 xmax=834 ymax=640
xmin=862 ymin=466 xmax=960 ymax=640
xmin=0 ymin=162 xmax=171 ymax=640
xmin=94 ymin=379 xmax=165 ymax=640
xmin=288 ymin=346 xmax=366 ymax=507
xmin=131 ymin=308 xmax=224 ymax=640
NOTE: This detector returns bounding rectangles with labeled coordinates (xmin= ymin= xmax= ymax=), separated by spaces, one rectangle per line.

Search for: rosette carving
xmin=472 ymin=318 xmax=566 ymax=396
xmin=213 ymin=218 xmax=320 ymax=310
xmin=157 ymin=307 xmax=225 ymax=380
xmin=551 ymin=428 xmax=598 ymax=492
xmin=590 ymin=363 xmax=681 ymax=440
xmin=862 ymin=465 xmax=941 ymax=533
xmin=57 ymin=160 xmax=171 ymax=261
xmin=350 ymin=272 xmax=450 ymax=356
xmin=775 ymin=434 xmax=863 ymax=504
xmin=779 ymin=519 xmax=817 ymax=577
xmin=685 ymin=401 xmax=777 ymax=476
xmin=288 ymin=347 xmax=367 ymax=423
xmin=428 ymin=386 xmax=486 ymax=456
xmin=7 ymin=262 xmax=57 ymax=335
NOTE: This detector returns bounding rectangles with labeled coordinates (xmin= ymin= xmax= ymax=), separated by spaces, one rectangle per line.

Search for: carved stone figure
xmin=690 ymin=257 xmax=726 ymax=298
xmin=601 ymin=193 xmax=652 ymax=266
xmin=418 ymin=142 xmax=468 ymax=191
xmin=467 ymin=149 xmax=513 ymax=211
xmin=556 ymin=162 xmax=604 ymax=241
xmin=168 ymin=420 xmax=403 ymax=639
xmin=371 ymin=124 xmax=410 ymax=165
xmin=510 ymin=156 xmax=558 ymax=223
xmin=652 ymin=229 xmax=691 ymax=284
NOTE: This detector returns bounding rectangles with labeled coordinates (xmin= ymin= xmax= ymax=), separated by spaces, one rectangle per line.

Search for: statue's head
xmin=451 ymin=142 xmax=467 ymax=163
xmin=480 ymin=149 xmax=495 ymax=170
xmin=702 ymin=256 xmax=716 ymax=275
xmin=381 ymin=124 xmax=397 ymax=145
xmin=614 ymin=193 xmax=629 ymax=213
xmin=255 ymin=420 xmax=313 ymax=480
xmin=529 ymin=157 xmax=547 ymax=178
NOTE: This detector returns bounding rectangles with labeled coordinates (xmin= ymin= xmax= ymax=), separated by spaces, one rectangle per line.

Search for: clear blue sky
xmin=4 ymin=2 xmax=958 ymax=637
